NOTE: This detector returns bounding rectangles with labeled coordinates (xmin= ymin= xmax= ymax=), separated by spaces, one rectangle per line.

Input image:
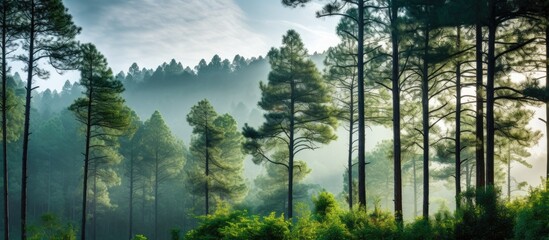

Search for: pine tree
xmin=186 ymin=99 xmax=223 ymax=215
xmin=140 ymin=111 xmax=184 ymax=240
xmin=1 ymin=1 xmax=19 ymax=237
xmin=18 ymin=1 xmax=80 ymax=237
xmin=69 ymin=43 xmax=129 ymax=240
xmin=242 ymin=30 xmax=336 ymax=219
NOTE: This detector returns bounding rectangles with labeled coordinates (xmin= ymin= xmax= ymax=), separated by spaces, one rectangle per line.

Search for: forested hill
xmin=33 ymin=52 xmax=327 ymax=141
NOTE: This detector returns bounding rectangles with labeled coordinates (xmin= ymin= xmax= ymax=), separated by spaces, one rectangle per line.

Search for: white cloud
xmin=77 ymin=0 xmax=268 ymax=72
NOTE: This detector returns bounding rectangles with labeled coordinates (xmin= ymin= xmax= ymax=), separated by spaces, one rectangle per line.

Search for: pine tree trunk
xmin=155 ymin=151 xmax=159 ymax=240
xmin=486 ymin=0 xmax=496 ymax=187
xmin=348 ymin=85 xmax=354 ymax=210
xmin=92 ymin=167 xmax=97 ymax=240
xmin=413 ymin=156 xmax=417 ymax=217
xmin=21 ymin=1 xmax=36 ymax=239
xmin=545 ymin=21 xmax=549 ymax=190
xmin=421 ymin=26 xmax=430 ymax=219
xmin=390 ymin=0 xmax=403 ymax=224
xmin=288 ymin=78 xmax=295 ymax=219
xmin=475 ymin=1 xmax=485 ymax=192
xmin=81 ymin=53 xmax=94 ymax=240
xmin=507 ymin=146 xmax=511 ymax=201
xmin=205 ymin=125 xmax=209 ymax=215
xmin=129 ymin=151 xmax=134 ymax=240
xmin=141 ymin=179 xmax=145 ymax=228
xmin=357 ymin=0 xmax=367 ymax=209
xmin=2 ymin=0 xmax=10 ymax=238
xmin=455 ymin=26 xmax=462 ymax=210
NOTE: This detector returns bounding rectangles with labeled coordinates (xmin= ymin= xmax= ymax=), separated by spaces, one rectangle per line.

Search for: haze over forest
xmin=1 ymin=0 xmax=549 ymax=240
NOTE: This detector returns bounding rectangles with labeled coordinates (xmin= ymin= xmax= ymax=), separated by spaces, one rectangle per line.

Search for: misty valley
xmin=1 ymin=0 xmax=549 ymax=240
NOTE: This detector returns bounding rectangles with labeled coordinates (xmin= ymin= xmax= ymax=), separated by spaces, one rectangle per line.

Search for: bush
xmin=185 ymin=205 xmax=246 ymax=240
xmin=403 ymin=209 xmax=454 ymax=240
xmin=455 ymin=187 xmax=514 ymax=240
xmin=312 ymin=191 xmax=339 ymax=222
xmin=28 ymin=213 xmax=76 ymax=240
xmin=221 ymin=212 xmax=290 ymax=240
xmin=514 ymin=184 xmax=549 ymax=240
xmin=132 ymin=235 xmax=148 ymax=240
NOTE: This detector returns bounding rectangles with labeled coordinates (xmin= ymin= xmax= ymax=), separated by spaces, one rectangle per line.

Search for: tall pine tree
xmin=243 ymin=30 xmax=336 ymax=219
xmin=69 ymin=43 xmax=130 ymax=240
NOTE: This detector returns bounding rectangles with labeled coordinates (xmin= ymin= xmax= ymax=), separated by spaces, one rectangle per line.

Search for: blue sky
xmin=57 ymin=0 xmax=339 ymax=85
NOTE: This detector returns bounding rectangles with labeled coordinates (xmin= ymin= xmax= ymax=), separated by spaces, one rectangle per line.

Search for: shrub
xmin=221 ymin=212 xmax=290 ymax=240
xmin=132 ymin=235 xmax=148 ymax=240
xmin=312 ymin=191 xmax=339 ymax=222
xmin=403 ymin=209 xmax=454 ymax=240
xmin=185 ymin=204 xmax=247 ymax=240
xmin=28 ymin=213 xmax=76 ymax=240
xmin=455 ymin=187 xmax=514 ymax=240
xmin=514 ymin=183 xmax=549 ymax=240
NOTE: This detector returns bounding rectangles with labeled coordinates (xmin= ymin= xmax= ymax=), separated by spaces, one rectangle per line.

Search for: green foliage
xmin=402 ymin=210 xmax=455 ymax=240
xmin=170 ymin=229 xmax=181 ymax=240
xmin=514 ymin=183 xmax=549 ymax=239
xmin=28 ymin=214 xmax=76 ymax=240
xmin=455 ymin=187 xmax=514 ymax=240
xmin=184 ymin=187 xmax=549 ymax=239
xmin=184 ymin=205 xmax=248 ymax=240
xmin=132 ymin=235 xmax=148 ymax=240
xmin=312 ymin=191 xmax=339 ymax=221
xmin=221 ymin=212 xmax=290 ymax=240
xmin=186 ymin=100 xmax=247 ymax=214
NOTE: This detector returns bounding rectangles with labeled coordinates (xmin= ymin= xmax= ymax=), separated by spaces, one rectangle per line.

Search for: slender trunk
xmin=141 ymin=179 xmax=145 ymax=228
xmin=507 ymin=146 xmax=511 ymax=201
xmin=2 ymin=0 xmax=9 ymax=238
xmin=154 ymin=151 xmax=158 ymax=240
xmin=348 ymin=84 xmax=354 ymax=210
xmin=545 ymin=21 xmax=549 ymax=190
xmin=21 ymin=2 xmax=35 ymax=239
xmin=288 ymin=78 xmax=295 ymax=219
xmin=475 ymin=2 xmax=485 ymax=192
xmin=486 ymin=0 xmax=496 ymax=187
xmin=413 ymin=156 xmax=417 ymax=217
xmin=204 ymin=124 xmax=209 ymax=215
xmin=92 ymin=166 xmax=97 ymax=240
xmin=421 ymin=26 xmax=430 ymax=219
xmin=390 ymin=0 xmax=403 ymax=224
xmin=455 ymin=26 xmax=462 ymax=210
xmin=81 ymin=54 xmax=94 ymax=240
xmin=546 ymin=22 xmax=548 ymax=188
xmin=357 ymin=0 xmax=367 ymax=209
xmin=129 ymin=151 xmax=134 ymax=240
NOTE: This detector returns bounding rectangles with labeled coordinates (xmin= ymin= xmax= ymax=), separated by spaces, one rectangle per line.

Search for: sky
xmin=39 ymin=0 xmax=340 ymax=91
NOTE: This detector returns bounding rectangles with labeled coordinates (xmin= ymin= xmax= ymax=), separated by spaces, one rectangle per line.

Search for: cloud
xmin=67 ymin=0 xmax=268 ymax=72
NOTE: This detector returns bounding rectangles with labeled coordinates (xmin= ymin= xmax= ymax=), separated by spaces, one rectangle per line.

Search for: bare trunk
xmin=390 ymin=0 xmax=403 ymax=224
xmin=455 ymin=26 xmax=462 ymax=210
xmin=546 ymin=22 xmax=549 ymax=188
xmin=421 ymin=26 xmax=430 ymax=219
xmin=475 ymin=5 xmax=486 ymax=193
xmin=288 ymin=77 xmax=295 ymax=219
xmin=205 ymin=124 xmax=209 ymax=215
xmin=348 ymin=84 xmax=354 ymax=210
xmin=92 ymin=166 xmax=97 ymax=240
xmin=413 ymin=156 xmax=417 ymax=217
xmin=129 ymin=151 xmax=134 ymax=240
xmin=357 ymin=0 xmax=367 ymax=208
xmin=80 ymin=51 xmax=94 ymax=240
xmin=486 ymin=0 xmax=496 ymax=187
xmin=507 ymin=146 xmax=511 ymax=201
xmin=154 ymin=152 xmax=159 ymax=240
xmin=2 ymin=0 xmax=9 ymax=238
xmin=21 ymin=2 xmax=36 ymax=239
